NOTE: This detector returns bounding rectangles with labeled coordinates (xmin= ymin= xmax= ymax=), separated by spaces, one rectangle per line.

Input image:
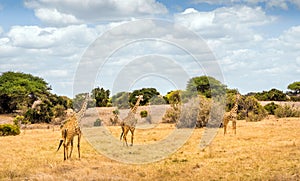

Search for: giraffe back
xmin=123 ymin=112 xmax=137 ymax=127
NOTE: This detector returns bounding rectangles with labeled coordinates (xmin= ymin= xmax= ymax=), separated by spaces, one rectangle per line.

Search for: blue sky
xmin=0 ymin=0 xmax=299 ymax=97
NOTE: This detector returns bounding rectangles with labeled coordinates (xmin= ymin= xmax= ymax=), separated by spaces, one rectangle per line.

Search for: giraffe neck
xmin=76 ymin=94 xmax=89 ymax=121
xmin=130 ymin=97 xmax=142 ymax=114
xmin=230 ymin=95 xmax=239 ymax=113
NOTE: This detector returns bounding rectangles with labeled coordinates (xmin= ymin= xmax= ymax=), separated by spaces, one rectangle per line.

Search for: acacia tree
xmin=0 ymin=71 xmax=50 ymax=113
xmin=92 ymin=87 xmax=110 ymax=107
xmin=111 ymin=92 xmax=130 ymax=109
xmin=253 ymin=88 xmax=287 ymax=101
xmin=129 ymin=88 xmax=160 ymax=107
xmin=0 ymin=71 xmax=72 ymax=123
xmin=288 ymin=81 xmax=300 ymax=95
xmin=186 ymin=76 xmax=227 ymax=98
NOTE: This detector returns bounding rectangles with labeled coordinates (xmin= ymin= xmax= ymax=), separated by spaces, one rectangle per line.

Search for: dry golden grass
xmin=0 ymin=117 xmax=300 ymax=180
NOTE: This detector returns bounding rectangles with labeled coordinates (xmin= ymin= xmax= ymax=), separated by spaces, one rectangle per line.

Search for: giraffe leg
xmin=223 ymin=119 xmax=227 ymax=135
xmin=130 ymin=127 xmax=135 ymax=146
xmin=120 ymin=125 xmax=124 ymax=141
xmin=232 ymin=120 xmax=236 ymax=134
xmin=63 ymin=143 xmax=67 ymax=160
xmin=77 ymin=134 xmax=81 ymax=159
xmin=65 ymin=141 xmax=70 ymax=160
xmin=69 ymin=139 xmax=74 ymax=159
xmin=123 ymin=128 xmax=129 ymax=147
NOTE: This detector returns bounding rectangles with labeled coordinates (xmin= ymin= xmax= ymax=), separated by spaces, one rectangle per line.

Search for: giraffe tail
xmin=57 ymin=129 xmax=67 ymax=152
xmin=57 ymin=140 xmax=63 ymax=152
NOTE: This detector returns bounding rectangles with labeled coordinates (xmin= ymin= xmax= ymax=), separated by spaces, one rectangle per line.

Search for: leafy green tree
xmin=164 ymin=90 xmax=181 ymax=106
xmin=149 ymin=95 xmax=166 ymax=105
xmin=186 ymin=76 xmax=227 ymax=98
xmin=129 ymin=88 xmax=160 ymax=107
xmin=253 ymin=88 xmax=287 ymax=101
xmin=73 ymin=93 xmax=90 ymax=111
xmin=288 ymin=81 xmax=300 ymax=95
xmin=111 ymin=92 xmax=130 ymax=109
xmin=240 ymin=96 xmax=267 ymax=121
xmin=92 ymin=87 xmax=110 ymax=107
xmin=0 ymin=71 xmax=51 ymax=113
xmin=264 ymin=102 xmax=279 ymax=115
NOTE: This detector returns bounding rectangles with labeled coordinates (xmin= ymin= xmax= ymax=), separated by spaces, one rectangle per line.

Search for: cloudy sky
xmin=0 ymin=0 xmax=299 ymax=97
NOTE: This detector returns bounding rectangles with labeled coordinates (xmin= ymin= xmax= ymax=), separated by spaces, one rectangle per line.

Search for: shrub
xmin=264 ymin=102 xmax=279 ymax=115
xmin=94 ymin=119 xmax=102 ymax=127
xmin=290 ymin=96 xmax=300 ymax=102
xmin=140 ymin=110 xmax=148 ymax=118
xmin=112 ymin=109 xmax=119 ymax=115
xmin=197 ymin=96 xmax=212 ymax=128
xmin=0 ymin=124 xmax=20 ymax=136
xmin=241 ymin=96 xmax=267 ymax=122
xmin=162 ymin=106 xmax=180 ymax=123
xmin=176 ymin=97 xmax=200 ymax=128
xmin=246 ymin=111 xmax=267 ymax=122
xmin=274 ymin=104 xmax=300 ymax=118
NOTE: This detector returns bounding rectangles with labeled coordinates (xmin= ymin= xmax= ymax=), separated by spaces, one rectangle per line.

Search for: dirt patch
xmin=0 ymin=114 xmax=14 ymax=124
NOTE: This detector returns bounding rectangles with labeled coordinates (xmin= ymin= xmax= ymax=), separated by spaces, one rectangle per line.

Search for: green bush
xmin=140 ymin=110 xmax=148 ymax=118
xmin=264 ymin=102 xmax=279 ymax=115
xmin=274 ymin=104 xmax=300 ymax=118
xmin=241 ymin=96 xmax=267 ymax=121
xmin=0 ymin=124 xmax=20 ymax=136
xmin=290 ymin=96 xmax=300 ymax=102
xmin=94 ymin=119 xmax=102 ymax=127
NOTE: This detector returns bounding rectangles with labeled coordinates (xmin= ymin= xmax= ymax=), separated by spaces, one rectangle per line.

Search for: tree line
xmin=0 ymin=71 xmax=299 ymax=125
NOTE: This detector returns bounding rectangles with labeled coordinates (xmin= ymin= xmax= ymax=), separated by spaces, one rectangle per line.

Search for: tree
xmin=111 ymin=92 xmax=130 ymax=109
xmin=186 ymin=76 xmax=227 ymax=98
xmin=253 ymin=88 xmax=287 ymax=101
xmin=92 ymin=87 xmax=110 ymax=107
xmin=129 ymin=88 xmax=160 ymax=107
xmin=164 ymin=90 xmax=181 ymax=107
xmin=0 ymin=71 xmax=51 ymax=113
xmin=288 ymin=81 xmax=300 ymax=95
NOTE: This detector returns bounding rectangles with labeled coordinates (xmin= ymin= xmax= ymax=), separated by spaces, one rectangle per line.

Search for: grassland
xmin=0 ymin=117 xmax=299 ymax=180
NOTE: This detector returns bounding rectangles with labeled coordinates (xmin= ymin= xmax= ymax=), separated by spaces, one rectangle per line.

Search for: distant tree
xmin=130 ymin=88 xmax=160 ymax=107
xmin=253 ymin=88 xmax=287 ymax=101
xmin=186 ymin=76 xmax=227 ymax=98
xmin=264 ymin=102 xmax=279 ymax=115
xmin=111 ymin=92 xmax=130 ymax=109
xmin=149 ymin=95 xmax=166 ymax=105
xmin=164 ymin=90 xmax=181 ymax=107
xmin=73 ymin=93 xmax=91 ymax=111
xmin=92 ymin=87 xmax=110 ymax=107
xmin=288 ymin=81 xmax=300 ymax=95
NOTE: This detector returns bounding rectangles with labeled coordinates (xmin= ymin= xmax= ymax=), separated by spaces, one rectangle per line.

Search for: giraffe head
xmin=65 ymin=108 xmax=76 ymax=117
xmin=135 ymin=95 xmax=144 ymax=101
xmin=236 ymin=93 xmax=241 ymax=101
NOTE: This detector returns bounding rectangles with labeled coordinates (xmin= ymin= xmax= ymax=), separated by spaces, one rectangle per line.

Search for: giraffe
xmin=223 ymin=94 xmax=240 ymax=135
xmin=57 ymin=93 xmax=89 ymax=160
xmin=120 ymin=95 xmax=143 ymax=146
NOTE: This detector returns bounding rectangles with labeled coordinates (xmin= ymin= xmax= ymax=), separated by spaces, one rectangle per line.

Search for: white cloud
xmin=192 ymin=0 xmax=300 ymax=9
xmin=7 ymin=24 xmax=97 ymax=49
xmin=24 ymin=0 xmax=168 ymax=26
xmin=175 ymin=6 xmax=274 ymax=46
xmin=175 ymin=5 xmax=299 ymax=93
xmin=35 ymin=8 xmax=82 ymax=26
